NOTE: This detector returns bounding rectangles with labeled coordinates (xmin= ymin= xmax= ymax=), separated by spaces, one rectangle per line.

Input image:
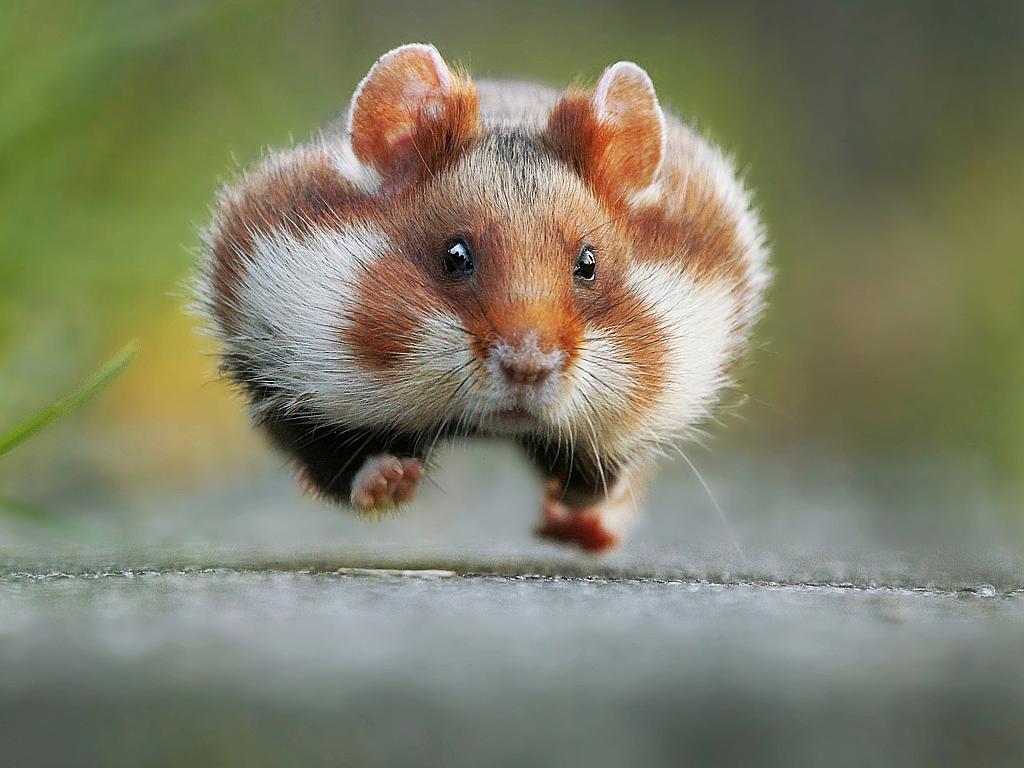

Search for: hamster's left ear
xmin=347 ymin=43 xmax=478 ymax=187
xmin=547 ymin=62 xmax=666 ymax=204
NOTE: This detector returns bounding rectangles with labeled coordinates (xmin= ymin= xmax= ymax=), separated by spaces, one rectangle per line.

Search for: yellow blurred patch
xmin=98 ymin=307 xmax=262 ymax=482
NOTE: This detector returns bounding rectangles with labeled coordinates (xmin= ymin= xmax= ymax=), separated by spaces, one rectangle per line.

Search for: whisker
xmin=676 ymin=447 xmax=747 ymax=567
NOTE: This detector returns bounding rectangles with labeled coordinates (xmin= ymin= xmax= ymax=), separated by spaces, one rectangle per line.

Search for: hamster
xmin=194 ymin=43 xmax=769 ymax=552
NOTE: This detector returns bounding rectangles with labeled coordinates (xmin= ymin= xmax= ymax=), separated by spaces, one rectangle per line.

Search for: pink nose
xmin=500 ymin=358 xmax=554 ymax=386
xmin=492 ymin=336 xmax=561 ymax=386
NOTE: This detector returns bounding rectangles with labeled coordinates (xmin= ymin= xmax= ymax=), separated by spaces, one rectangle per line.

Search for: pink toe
xmin=401 ymin=459 xmax=424 ymax=480
xmin=380 ymin=461 xmax=404 ymax=483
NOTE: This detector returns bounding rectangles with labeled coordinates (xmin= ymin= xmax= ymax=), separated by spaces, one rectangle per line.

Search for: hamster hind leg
xmin=524 ymin=441 xmax=648 ymax=552
xmin=535 ymin=473 xmax=641 ymax=552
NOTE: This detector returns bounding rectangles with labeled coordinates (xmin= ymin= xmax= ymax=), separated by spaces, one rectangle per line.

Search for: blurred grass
xmin=0 ymin=341 xmax=136 ymax=457
xmin=0 ymin=0 xmax=1022 ymax=514
xmin=0 ymin=342 xmax=135 ymax=529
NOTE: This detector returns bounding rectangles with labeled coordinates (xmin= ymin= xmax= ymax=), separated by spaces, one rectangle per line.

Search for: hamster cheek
xmin=401 ymin=309 xmax=477 ymax=416
xmin=341 ymin=260 xmax=475 ymax=425
xmin=564 ymin=327 xmax=638 ymax=429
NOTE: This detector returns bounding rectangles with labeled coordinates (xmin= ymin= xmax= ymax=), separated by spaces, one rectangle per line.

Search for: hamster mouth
xmin=495 ymin=406 xmax=532 ymax=420
xmin=483 ymin=379 xmax=562 ymax=431
xmin=490 ymin=404 xmax=542 ymax=431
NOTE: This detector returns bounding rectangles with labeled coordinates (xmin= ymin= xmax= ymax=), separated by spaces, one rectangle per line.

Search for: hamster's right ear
xmin=347 ymin=44 xmax=479 ymax=188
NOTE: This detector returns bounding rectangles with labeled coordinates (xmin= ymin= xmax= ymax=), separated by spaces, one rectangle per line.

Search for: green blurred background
xmin=2 ymin=0 xmax=1022 ymax=522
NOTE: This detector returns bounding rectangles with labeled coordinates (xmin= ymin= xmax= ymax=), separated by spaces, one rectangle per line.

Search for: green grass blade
xmin=0 ymin=496 xmax=71 ymax=529
xmin=0 ymin=341 xmax=138 ymax=457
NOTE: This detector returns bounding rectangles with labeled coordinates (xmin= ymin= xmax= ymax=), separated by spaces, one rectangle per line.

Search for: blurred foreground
xmin=4 ymin=569 xmax=1022 ymax=768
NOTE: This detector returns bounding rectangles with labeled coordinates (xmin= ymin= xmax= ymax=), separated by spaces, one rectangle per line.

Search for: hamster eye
xmin=574 ymin=245 xmax=596 ymax=282
xmin=442 ymin=237 xmax=474 ymax=277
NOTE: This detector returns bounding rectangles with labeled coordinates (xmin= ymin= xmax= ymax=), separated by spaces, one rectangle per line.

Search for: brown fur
xmin=208 ymin=147 xmax=361 ymax=331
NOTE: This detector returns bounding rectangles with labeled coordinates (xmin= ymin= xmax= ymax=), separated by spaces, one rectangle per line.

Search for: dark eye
xmin=574 ymin=245 xmax=596 ymax=282
xmin=442 ymin=237 xmax=474 ymax=277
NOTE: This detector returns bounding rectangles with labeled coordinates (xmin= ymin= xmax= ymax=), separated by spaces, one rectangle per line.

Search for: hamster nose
xmin=491 ymin=334 xmax=562 ymax=387
xmin=499 ymin=358 xmax=553 ymax=386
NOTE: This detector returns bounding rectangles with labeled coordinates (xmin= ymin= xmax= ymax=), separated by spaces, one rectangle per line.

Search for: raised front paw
xmin=350 ymin=454 xmax=424 ymax=513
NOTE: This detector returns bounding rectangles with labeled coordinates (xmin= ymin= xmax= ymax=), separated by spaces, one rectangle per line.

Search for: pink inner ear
xmin=593 ymin=62 xmax=666 ymax=196
xmin=349 ymin=44 xmax=452 ymax=176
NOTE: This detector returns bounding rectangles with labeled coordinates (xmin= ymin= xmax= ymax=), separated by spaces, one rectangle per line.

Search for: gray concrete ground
xmin=2 ymin=446 xmax=1023 ymax=766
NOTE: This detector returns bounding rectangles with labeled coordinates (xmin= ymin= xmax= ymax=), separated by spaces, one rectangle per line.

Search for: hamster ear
xmin=593 ymin=62 xmax=666 ymax=190
xmin=348 ymin=44 xmax=478 ymax=187
xmin=548 ymin=62 xmax=666 ymax=203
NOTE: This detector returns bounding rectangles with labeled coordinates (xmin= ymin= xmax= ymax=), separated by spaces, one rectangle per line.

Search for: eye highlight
xmin=442 ymin=237 xmax=474 ymax=277
xmin=574 ymin=245 xmax=596 ymax=282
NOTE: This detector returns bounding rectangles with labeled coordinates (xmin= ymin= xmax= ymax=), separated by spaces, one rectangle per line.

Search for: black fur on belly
xmin=259 ymin=410 xmax=437 ymax=503
xmin=228 ymin=353 xmax=617 ymax=505
xmin=260 ymin=409 xmax=618 ymax=507
xmin=219 ymin=354 xmax=431 ymax=502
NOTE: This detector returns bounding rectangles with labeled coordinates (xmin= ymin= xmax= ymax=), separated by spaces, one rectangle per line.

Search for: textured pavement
xmin=2 ymin=445 xmax=1022 ymax=767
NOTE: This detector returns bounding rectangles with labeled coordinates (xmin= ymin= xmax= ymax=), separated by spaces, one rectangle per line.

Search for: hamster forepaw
xmin=350 ymin=454 xmax=424 ymax=513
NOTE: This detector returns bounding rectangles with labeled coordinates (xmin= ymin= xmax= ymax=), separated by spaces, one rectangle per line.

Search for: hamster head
xmin=201 ymin=44 xmax=768 ymax=468
xmin=360 ymin=134 xmax=643 ymax=439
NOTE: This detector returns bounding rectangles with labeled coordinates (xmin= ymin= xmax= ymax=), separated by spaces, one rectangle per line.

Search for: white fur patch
xmin=197 ymin=208 xmax=480 ymax=432
xmin=325 ymin=140 xmax=382 ymax=194
xmin=207 ymin=223 xmax=388 ymax=425
xmin=399 ymin=310 xmax=478 ymax=424
xmin=624 ymin=177 xmax=665 ymax=210
xmin=625 ymin=263 xmax=740 ymax=442
xmin=553 ymin=328 xmax=642 ymax=461
xmin=563 ymin=329 xmax=635 ymax=422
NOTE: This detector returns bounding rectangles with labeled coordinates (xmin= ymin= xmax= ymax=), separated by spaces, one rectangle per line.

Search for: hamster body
xmin=195 ymin=44 xmax=769 ymax=551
